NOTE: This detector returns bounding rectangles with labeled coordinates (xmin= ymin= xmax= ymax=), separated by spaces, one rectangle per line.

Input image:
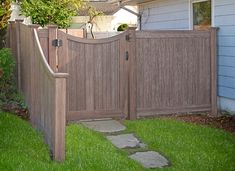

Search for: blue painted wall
xmin=214 ymin=0 xmax=235 ymax=110
xmin=139 ymin=0 xmax=189 ymax=30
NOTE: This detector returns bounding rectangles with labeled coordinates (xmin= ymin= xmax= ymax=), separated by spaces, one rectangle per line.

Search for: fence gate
xmin=56 ymin=30 xmax=132 ymax=121
xmin=38 ymin=27 xmax=217 ymax=121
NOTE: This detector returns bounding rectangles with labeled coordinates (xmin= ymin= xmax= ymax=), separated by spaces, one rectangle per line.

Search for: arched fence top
xmin=63 ymin=30 xmax=129 ymax=44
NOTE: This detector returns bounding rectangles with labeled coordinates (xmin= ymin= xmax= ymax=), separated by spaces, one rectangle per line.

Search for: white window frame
xmin=189 ymin=0 xmax=214 ymax=30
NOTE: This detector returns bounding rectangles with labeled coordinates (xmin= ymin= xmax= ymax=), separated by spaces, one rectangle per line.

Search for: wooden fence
xmin=8 ymin=20 xmax=68 ymax=161
xmin=135 ymin=30 xmax=217 ymax=117
xmin=43 ymin=27 xmax=217 ymax=121
xmin=7 ymin=20 xmax=217 ymax=161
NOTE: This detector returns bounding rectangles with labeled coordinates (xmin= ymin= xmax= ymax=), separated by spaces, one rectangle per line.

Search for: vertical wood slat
xmin=15 ymin=19 xmax=24 ymax=90
xmin=210 ymin=28 xmax=218 ymax=115
xmin=38 ymin=29 xmax=49 ymax=61
xmin=48 ymin=25 xmax=57 ymax=72
xmin=54 ymin=77 xmax=66 ymax=160
xmin=119 ymin=33 xmax=128 ymax=118
xmin=128 ymin=29 xmax=137 ymax=120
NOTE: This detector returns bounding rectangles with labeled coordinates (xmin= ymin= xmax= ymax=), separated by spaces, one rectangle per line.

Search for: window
xmin=192 ymin=0 xmax=211 ymax=30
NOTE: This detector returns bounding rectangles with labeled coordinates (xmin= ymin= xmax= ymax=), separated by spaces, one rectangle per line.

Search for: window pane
xmin=193 ymin=0 xmax=211 ymax=30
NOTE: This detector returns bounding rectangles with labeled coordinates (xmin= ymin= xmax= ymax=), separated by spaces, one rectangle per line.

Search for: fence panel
xmin=9 ymin=21 xmax=68 ymax=161
xmin=135 ymin=30 xmax=216 ymax=117
xmin=55 ymin=29 xmax=217 ymax=120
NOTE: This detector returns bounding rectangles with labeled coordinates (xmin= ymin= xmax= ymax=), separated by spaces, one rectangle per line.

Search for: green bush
xmin=0 ymin=48 xmax=15 ymax=80
xmin=117 ymin=24 xmax=129 ymax=31
xmin=0 ymin=48 xmax=16 ymax=104
xmin=20 ymin=0 xmax=84 ymax=28
xmin=0 ymin=48 xmax=23 ymax=106
xmin=0 ymin=48 xmax=27 ymax=115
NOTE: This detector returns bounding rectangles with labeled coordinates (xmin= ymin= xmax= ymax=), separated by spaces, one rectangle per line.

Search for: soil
xmin=154 ymin=112 xmax=235 ymax=135
xmin=1 ymin=103 xmax=29 ymax=120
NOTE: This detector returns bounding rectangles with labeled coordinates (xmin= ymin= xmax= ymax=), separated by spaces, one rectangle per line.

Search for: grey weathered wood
xmin=135 ymin=30 xmax=214 ymax=117
xmin=128 ymin=29 xmax=137 ymax=120
xmin=9 ymin=22 xmax=68 ymax=161
xmin=54 ymin=28 xmax=217 ymax=120
xmin=48 ymin=25 xmax=58 ymax=72
xmin=8 ymin=22 xmax=217 ymax=144
xmin=15 ymin=19 xmax=24 ymax=91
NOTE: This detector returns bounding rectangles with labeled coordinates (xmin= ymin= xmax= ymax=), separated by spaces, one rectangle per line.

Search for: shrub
xmin=0 ymin=49 xmax=27 ymax=117
xmin=0 ymin=48 xmax=15 ymax=80
xmin=117 ymin=24 xmax=129 ymax=31
xmin=0 ymin=48 xmax=16 ymax=104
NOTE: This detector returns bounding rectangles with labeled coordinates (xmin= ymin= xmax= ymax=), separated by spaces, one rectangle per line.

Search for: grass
xmin=124 ymin=119 xmax=235 ymax=171
xmin=0 ymin=112 xmax=235 ymax=171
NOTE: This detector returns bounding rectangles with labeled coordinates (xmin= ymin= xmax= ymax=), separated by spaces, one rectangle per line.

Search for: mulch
xmin=154 ymin=113 xmax=235 ymax=135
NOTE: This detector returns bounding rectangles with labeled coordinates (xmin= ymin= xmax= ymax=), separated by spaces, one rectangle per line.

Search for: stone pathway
xmin=82 ymin=120 xmax=126 ymax=133
xmin=82 ymin=120 xmax=169 ymax=169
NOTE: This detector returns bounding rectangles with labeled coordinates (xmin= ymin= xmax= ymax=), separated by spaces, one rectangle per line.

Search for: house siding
xmin=138 ymin=0 xmax=235 ymax=113
xmin=214 ymin=0 xmax=235 ymax=112
xmin=139 ymin=0 xmax=190 ymax=30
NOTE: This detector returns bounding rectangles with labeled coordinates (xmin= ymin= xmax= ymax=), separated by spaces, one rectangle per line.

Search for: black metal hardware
xmin=125 ymin=51 xmax=129 ymax=61
xmin=52 ymin=39 xmax=63 ymax=47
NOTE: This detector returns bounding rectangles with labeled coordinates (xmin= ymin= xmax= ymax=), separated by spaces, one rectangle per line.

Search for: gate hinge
xmin=52 ymin=39 xmax=63 ymax=47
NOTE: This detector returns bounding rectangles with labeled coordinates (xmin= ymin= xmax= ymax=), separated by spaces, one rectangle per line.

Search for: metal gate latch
xmin=125 ymin=51 xmax=129 ymax=61
xmin=52 ymin=39 xmax=63 ymax=47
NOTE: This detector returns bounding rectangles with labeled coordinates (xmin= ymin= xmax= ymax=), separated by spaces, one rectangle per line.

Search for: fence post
xmin=53 ymin=76 xmax=67 ymax=161
xmin=48 ymin=25 xmax=58 ymax=72
xmin=128 ymin=28 xmax=137 ymax=120
xmin=8 ymin=21 xmax=14 ymax=49
xmin=15 ymin=19 xmax=24 ymax=90
xmin=210 ymin=27 xmax=219 ymax=115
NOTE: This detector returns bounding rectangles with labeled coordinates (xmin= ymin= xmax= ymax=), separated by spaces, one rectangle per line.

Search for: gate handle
xmin=125 ymin=51 xmax=129 ymax=61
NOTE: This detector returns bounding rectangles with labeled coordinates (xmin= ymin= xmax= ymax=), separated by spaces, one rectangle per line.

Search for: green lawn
xmin=0 ymin=112 xmax=235 ymax=171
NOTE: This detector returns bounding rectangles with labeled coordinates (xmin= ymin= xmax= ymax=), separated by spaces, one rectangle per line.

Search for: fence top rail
xmin=63 ymin=30 xmax=127 ymax=44
xmin=33 ymin=29 xmax=68 ymax=79
xmin=136 ymin=30 xmax=210 ymax=39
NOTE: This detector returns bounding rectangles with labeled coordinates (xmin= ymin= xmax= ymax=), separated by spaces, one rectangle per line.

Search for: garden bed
xmin=152 ymin=113 xmax=235 ymax=135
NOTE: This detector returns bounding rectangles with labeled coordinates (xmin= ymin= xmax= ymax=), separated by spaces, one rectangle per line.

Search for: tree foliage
xmin=20 ymin=0 xmax=85 ymax=28
xmin=0 ymin=0 xmax=11 ymax=48
xmin=0 ymin=0 xmax=11 ymax=30
xmin=193 ymin=0 xmax=211 ymax=26
xmin=86 ymin=5 xmax=103 ymax=39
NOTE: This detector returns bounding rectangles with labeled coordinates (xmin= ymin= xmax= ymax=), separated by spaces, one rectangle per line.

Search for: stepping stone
xmin=82 ymin=120 xmax=126 ymax=133
xmin=129 ymin=151 xmax=169 ymax=168
xmin=107 ymin=134 xmax=144 ymax=149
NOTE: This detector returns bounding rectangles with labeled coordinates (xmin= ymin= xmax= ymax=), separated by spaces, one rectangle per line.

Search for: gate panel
xmin=58 ymin=32 xmax=129 ymax=120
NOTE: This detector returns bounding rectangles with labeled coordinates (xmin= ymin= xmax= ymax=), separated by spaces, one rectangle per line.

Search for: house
xmin=71 ymin=1 xmax=138 ymax=38
xmin=113 ymin=0 xmax=235 ymax=114
xmin=9 ymin=1 xmax=137 ymax=38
